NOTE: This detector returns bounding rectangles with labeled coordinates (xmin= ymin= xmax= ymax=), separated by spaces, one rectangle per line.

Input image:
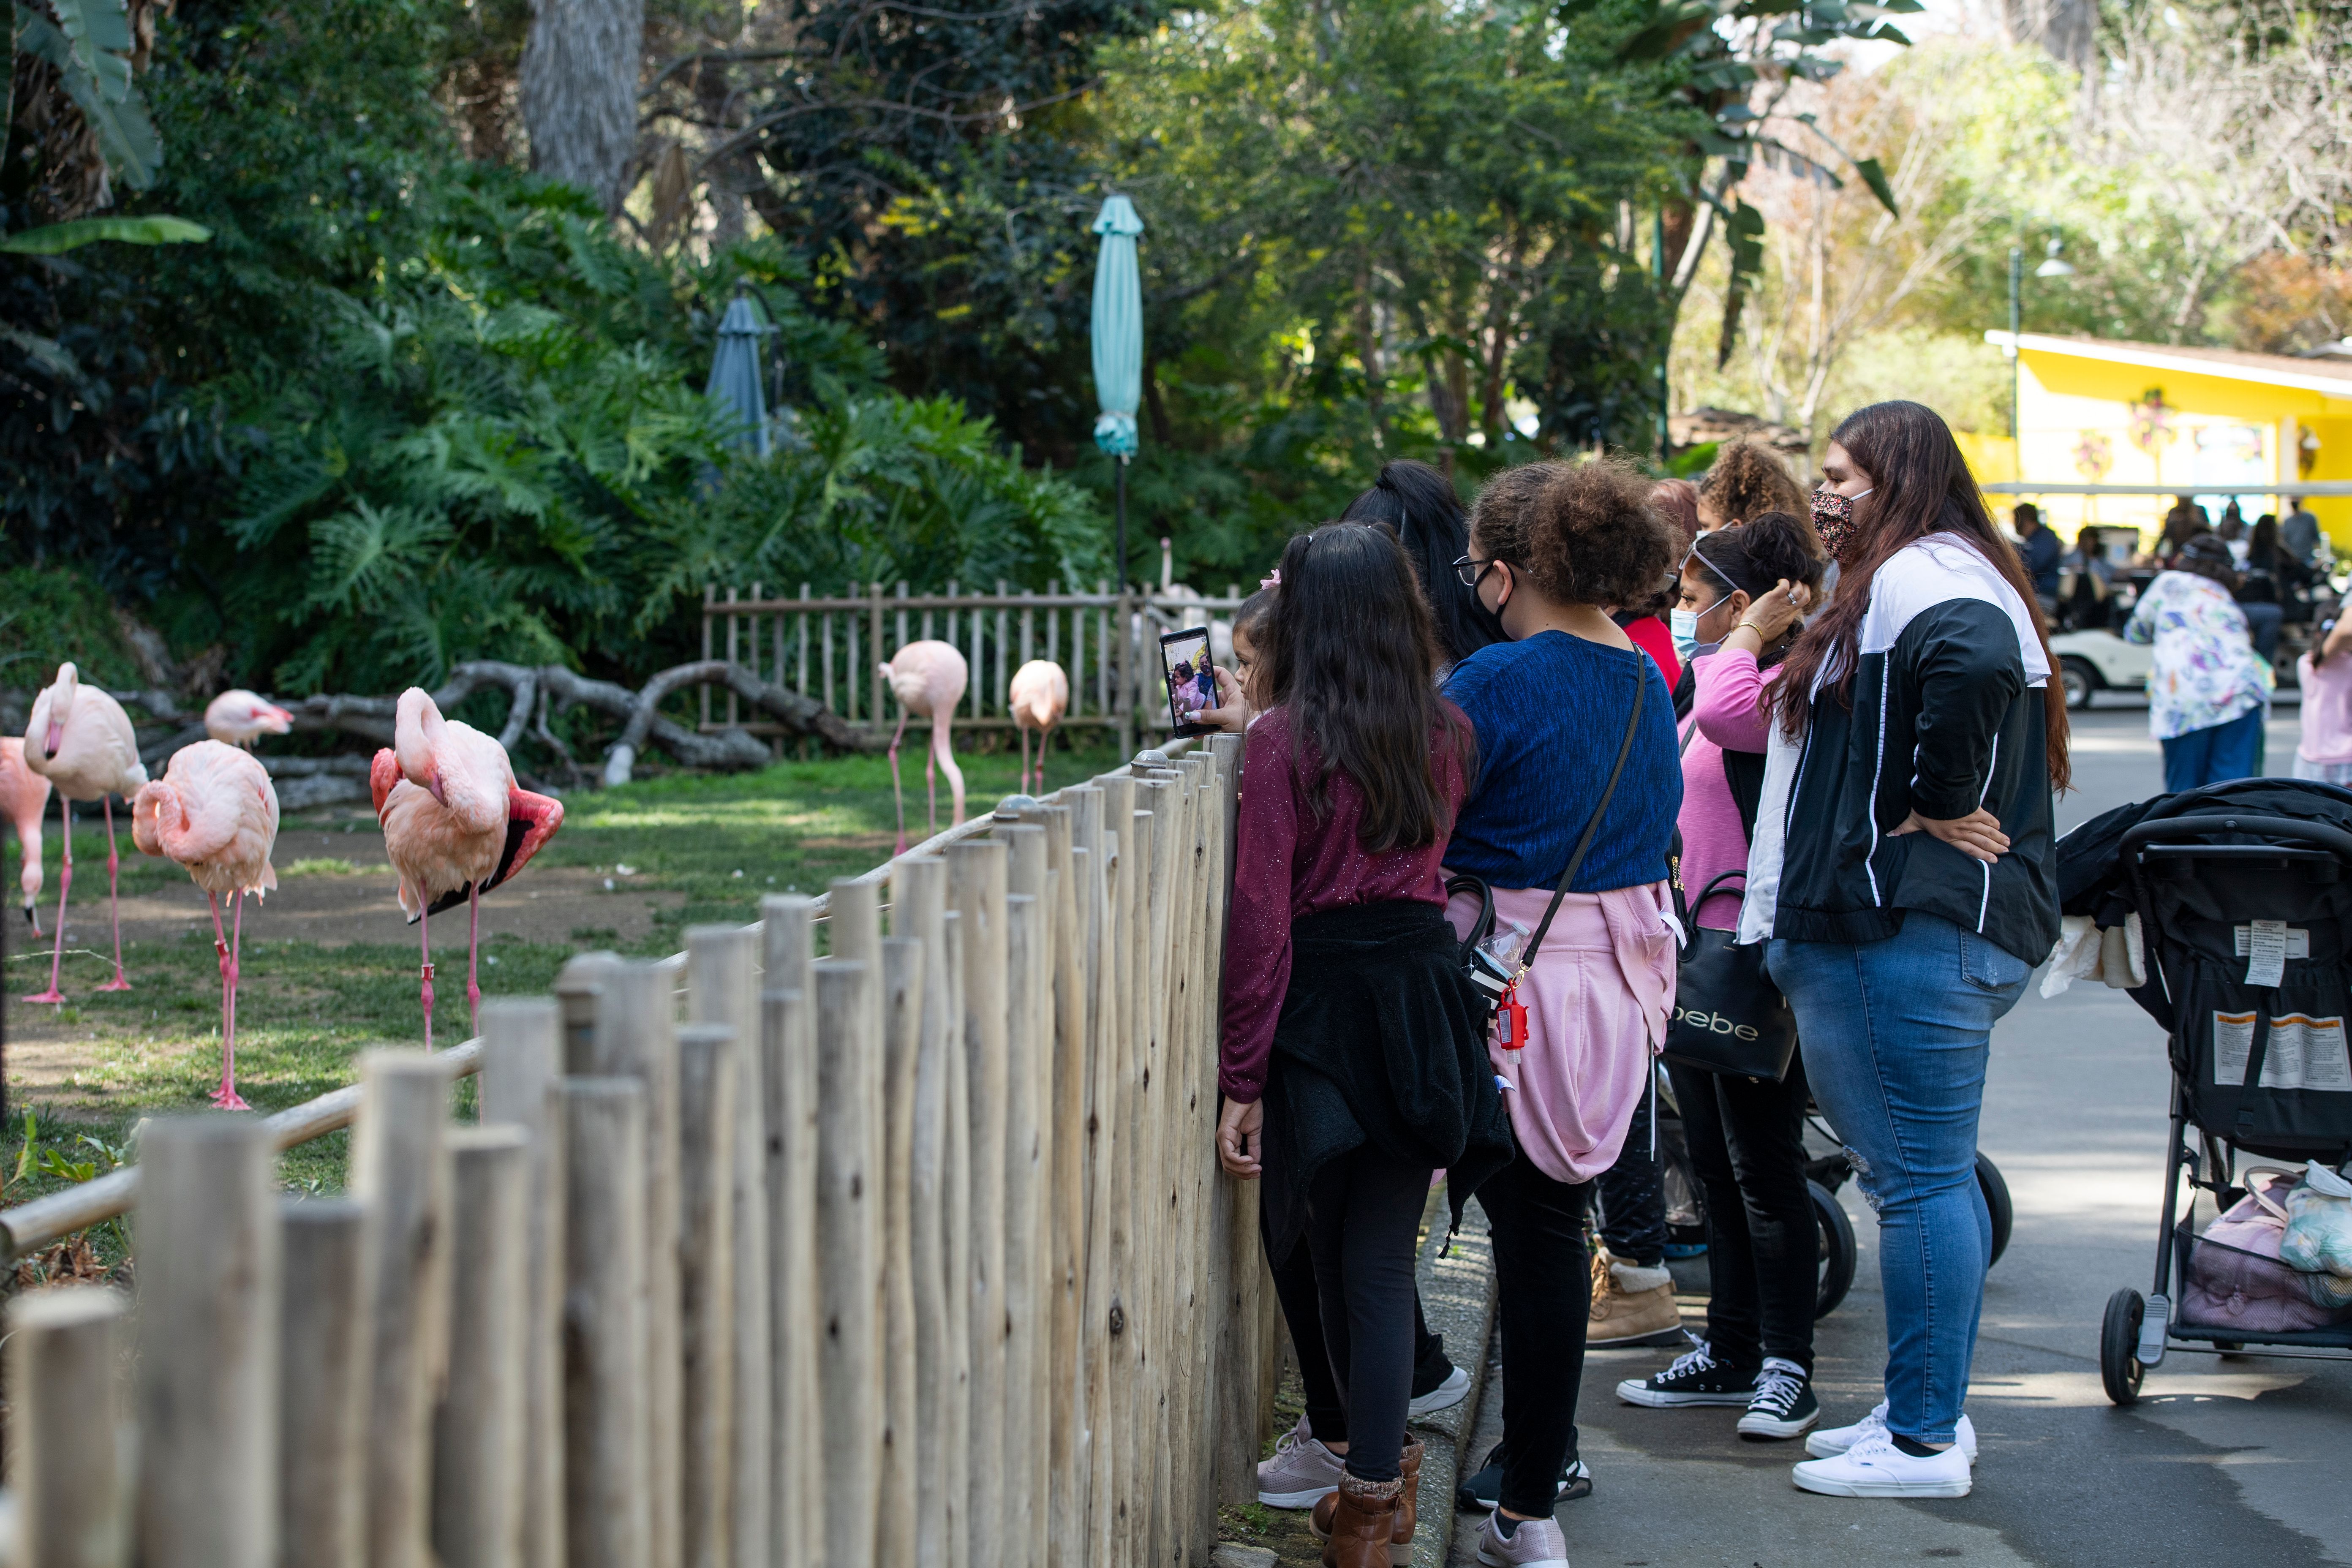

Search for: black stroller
xmin=2064 ymin=777 xmax=2352 ymax=1403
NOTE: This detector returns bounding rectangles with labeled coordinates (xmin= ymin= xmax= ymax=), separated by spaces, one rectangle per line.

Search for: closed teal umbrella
xmin=1089 ymin=195 xmax=1144 ymax=589
xmin=707 ymin=293 xmax=772 ymax=457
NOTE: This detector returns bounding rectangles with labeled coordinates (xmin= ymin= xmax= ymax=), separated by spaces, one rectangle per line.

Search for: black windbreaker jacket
xmin=1742 ymin=536 xmax=2062 ymax=965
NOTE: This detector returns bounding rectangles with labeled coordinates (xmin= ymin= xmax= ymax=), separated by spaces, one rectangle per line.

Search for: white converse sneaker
xmin=1790 ymin=1428 xmax=1972 ymax=1498
xmin=1803 ymin=1401 xmax=1977 ymax=1462
xmin=1256 ymin=1416 xmax=1344 ymax=1508
xmin=1410 ymin=1364 xmax=1471 ymax=1416
xmin=1474 ymin=1511 xmax=1572 ymax=1567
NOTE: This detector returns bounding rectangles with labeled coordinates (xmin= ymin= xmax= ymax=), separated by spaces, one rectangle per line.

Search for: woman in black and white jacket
xmin=1744 ymin=401 xmax=2068 ymax=1500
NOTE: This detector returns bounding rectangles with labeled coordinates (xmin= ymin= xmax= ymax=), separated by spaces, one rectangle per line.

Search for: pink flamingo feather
xmin=22 ymin=662 xmax=147 ymax=1000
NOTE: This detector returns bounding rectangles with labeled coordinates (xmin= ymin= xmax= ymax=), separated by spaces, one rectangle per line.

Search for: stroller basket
xmin=2173 ymin=1218 xmax=2352 ymax=1345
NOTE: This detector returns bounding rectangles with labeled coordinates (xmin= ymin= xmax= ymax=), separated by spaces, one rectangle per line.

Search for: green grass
xmin=2 ymin=729 xmax=1134 ymax=1237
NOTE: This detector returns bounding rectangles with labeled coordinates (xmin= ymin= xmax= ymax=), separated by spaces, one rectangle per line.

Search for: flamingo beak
xmin=43 ymin=721 xmax=61 ymax=756
xmin=427 ymin=770 xmax=448 ymax=807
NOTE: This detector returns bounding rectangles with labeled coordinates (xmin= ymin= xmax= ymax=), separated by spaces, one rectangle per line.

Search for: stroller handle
xmin=2118 ymin=813 xmax=2352 ymax=865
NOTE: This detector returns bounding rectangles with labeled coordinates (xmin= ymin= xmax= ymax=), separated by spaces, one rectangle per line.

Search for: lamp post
xmin=2007 ymin=238 xmax=2075 ymax=445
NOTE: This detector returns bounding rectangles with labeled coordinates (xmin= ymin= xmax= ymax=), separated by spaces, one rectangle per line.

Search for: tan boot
xmin=1312 ymin=1441 xmax=1420 ymax=1566
xmin=1317 ymin=1471 xmax=1403 ymax=1568
xmin=1587 ymin=1248 xmax=1681 ymax=1346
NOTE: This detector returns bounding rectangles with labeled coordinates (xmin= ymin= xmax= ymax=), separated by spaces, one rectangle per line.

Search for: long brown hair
xmin=1774 ymin=401 xmax=2072 ymax=792
xmin=1259 ymin=522 xmax=1476 ymax=852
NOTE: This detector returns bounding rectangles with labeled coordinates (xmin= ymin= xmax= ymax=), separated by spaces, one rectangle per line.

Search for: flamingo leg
xmin=467 ymin=883 xmax=482 ymax=1037
xmin=925 ymin=739 xmax=938 ymax=837
xmin=212 ymin=892 xmax=248 ymax=1110
xmin=23 ymin=797 xmax=68 ymax=1004
xmin=420 ymin=899 xmax=437 ymax=1051
xmin=1019 ymin=724 xmax=1032 ymax=796
xmin=887 ymin=710 xmax=913 ymax=855
xmin=95 ymin=795 xmax=129 ymax=991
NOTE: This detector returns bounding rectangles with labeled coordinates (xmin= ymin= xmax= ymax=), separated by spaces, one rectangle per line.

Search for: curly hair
xmin=1467 ymin=458 xmax=1677 ymax=610
xmin=1689 ymin=510 xmax=1825 ymax=600
xmin=1697 ymin=440 xmax=1807 ymax=528
xmin=1650 ymin=479 xmax=1701 ymax=547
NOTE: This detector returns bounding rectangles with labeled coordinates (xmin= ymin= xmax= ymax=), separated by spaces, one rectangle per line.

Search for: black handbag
xmin=1661 ymin=869 xmax=1799 ymax=1080
xmin=1451 ymin=659 xmax=1647 ymax=1038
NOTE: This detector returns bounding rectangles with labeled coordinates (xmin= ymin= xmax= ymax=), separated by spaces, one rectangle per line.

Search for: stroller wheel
xmin=2100 ymin=1288 xmax=2146 ymax=1406
xmin=1811 ymin=1179 xmax=1858 ymax=1320
xmin=1976 ymin=1153 xmax=2014 ymax=1268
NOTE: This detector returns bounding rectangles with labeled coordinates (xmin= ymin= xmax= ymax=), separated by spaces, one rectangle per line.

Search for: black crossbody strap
xmin=1523 ymin=659 xmax=1647 ymax=967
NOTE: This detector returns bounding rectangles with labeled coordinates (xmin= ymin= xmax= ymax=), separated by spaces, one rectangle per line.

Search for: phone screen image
xmin=1161 ymin=627 xmax=1216 ymax=735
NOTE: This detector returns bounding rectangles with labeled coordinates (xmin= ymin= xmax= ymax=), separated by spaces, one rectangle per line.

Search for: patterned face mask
xmin=1811 ymin=486 xmax=1873 ymax=563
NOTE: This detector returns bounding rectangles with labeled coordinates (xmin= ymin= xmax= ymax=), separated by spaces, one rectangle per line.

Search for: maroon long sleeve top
xmin=1218 ymin=704 xmax=1470 ymax=1105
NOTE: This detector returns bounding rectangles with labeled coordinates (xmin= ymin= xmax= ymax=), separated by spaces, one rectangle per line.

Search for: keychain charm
xmin=1497 ymin=980 xmax=1531 ymax=1051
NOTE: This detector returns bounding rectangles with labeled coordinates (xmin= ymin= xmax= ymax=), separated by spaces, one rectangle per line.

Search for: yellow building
xmin=1979 ymin=332 xmax=2352 ymax=547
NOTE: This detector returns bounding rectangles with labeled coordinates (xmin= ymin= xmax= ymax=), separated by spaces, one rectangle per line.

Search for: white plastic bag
xmin=2279 ymin=1160 xmax=2352 ymax=1307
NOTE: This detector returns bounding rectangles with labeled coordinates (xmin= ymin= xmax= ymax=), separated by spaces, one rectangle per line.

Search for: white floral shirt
xmin=2123 ymin=570 xmax=2273 ymax=740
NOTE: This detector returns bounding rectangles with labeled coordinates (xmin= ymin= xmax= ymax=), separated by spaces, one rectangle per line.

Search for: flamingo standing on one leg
xmin=373 ymin=689 xmax=564 ymax=1048
xmin=22 ymin=663 xmax=147 ymax=1001
xmin=0 ymin=739 xmax=52 ymax=935
xmin=878 ymin=641 xmax=968 ymax=854
xmin=1008 ymin=659 xmax=1069 ymax=797
xmin=132 ymin=741 xmax=279 ymax=1109
xmin=204 ymin=690 xmax=294 ymax=749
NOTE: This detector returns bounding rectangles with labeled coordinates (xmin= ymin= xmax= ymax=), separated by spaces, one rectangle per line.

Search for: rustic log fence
xmin=0 ymin=738 xmax=1277 ymax=1568
xmin=700 ymin=585 xmax=1251 ymax=756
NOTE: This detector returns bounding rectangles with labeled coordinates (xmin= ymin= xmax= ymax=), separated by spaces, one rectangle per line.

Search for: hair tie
xmin=1260 ymin=569 xmax=1281 ymax=590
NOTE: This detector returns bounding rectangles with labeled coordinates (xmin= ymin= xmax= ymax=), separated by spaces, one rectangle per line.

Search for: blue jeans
xmin=2160 ymin=705 xmax=2264 ymax=792
xmin=1767 ymin=911 xmax=2030 ymax=1444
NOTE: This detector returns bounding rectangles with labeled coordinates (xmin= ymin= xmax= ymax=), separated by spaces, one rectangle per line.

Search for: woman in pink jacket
xmin=1616 ymin=512 xmax=1828 ymax=1441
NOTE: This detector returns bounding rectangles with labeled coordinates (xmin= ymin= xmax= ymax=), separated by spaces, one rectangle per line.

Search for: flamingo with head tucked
xmin=878 ymin=641 xmax=968 ymax=853
xmin=22 ymin=662 xmax=147 ymax=1001
xmin=1008 ymin=659 xmax=1069 ymax=796
xmin=204 ymin=689 xmax=294 ymax=749
xmin=133 ymin=741 xmax=279 ymax=1108
xmin=0 ymin=739 xmax=52 ymax=935
xmin=372 ymin=689 xmax=564 ymax=1048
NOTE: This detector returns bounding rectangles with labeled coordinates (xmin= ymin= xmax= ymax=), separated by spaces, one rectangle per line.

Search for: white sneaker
xmin=1410 ymin=1364 xmax=1471 ymax=1416
xmin=1790 ymin=1429 xmax=1972 ymax=1498
xmin=1255 ymin=1416 xmax=1344 ymax=1508
xmin=1803 ymin=1401 xmax=1977 ymax=1462
xmin=1474 ymin=1511 xmax=1572 ymax=1567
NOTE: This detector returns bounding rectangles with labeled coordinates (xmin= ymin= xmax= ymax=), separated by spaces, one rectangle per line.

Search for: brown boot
xmin=1311 ymin=1443 xmax=1420 ymax=1566
xmin=1316 ymin=1471 xmax=1403 ymax=1568
xmin=1588 ymin=1248 xmax=1681 ymax=1346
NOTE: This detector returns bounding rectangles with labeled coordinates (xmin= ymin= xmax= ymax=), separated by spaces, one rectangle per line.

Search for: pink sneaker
xmin=1256 ymin=1416 xmax=1345 ymax=1508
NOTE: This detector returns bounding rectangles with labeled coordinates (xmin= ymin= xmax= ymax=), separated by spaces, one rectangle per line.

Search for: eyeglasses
xmin=1452 ymin=554 xmax=1507 ymax=589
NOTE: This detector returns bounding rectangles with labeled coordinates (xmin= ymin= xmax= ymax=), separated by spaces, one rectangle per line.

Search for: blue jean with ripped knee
xmin=1767 ymin=911 xmax=2030 ymax=1445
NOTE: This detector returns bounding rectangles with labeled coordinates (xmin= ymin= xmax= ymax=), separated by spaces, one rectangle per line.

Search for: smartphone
xmin=1160 ymin=626 xmax=1217 ymax=737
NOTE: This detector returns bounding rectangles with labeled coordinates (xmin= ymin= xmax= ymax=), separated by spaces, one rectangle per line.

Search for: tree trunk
xmin=521 ymin=0 xmax=646 ymax=213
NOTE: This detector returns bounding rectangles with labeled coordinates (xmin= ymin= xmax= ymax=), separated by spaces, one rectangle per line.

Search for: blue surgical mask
xmin=1671 ymin=596 xmax=1729 ymax=662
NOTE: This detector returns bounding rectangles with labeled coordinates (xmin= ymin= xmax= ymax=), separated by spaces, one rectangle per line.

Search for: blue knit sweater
xmin=1441 ymin=632 xmax=1682 ymax=892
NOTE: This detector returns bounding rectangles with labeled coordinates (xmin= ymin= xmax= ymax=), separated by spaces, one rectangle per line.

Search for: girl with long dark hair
xmin=1744 ymin=401 xmax=2066 ymax=1499
xmin=1216 ymin=523 xmax=1511 ymax=1566
xmin=1341 ymin=459 xmax=1508 ymax=668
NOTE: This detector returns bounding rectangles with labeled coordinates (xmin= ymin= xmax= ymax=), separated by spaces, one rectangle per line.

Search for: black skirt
xmin=1260 ymin=898 xmax=1515 ymax=1257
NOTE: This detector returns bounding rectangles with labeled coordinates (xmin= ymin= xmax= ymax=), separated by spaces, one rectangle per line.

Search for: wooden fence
xmin=699 ymin=585 xmax=1251 ymax=752
xmin=0 ymin=738 xmax=1284 ymax=1568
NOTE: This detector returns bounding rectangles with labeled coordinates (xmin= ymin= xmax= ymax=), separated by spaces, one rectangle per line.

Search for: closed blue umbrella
xmin=707 ymin=293 xmax=772 ymax=457
xmin=1089 ymin=195 xmax=1144 ymax=589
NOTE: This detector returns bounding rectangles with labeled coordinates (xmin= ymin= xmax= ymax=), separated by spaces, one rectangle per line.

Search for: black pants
xmin=1267 ymin=1216 xmax=1450 ymax=1443
xmin=1667 ymin=1058 xmax=1816 ymax=1372
xmin=1303 ymin=1146 xmax=1433 ymax=1484
xmin=1594 ymin=1078 xmax=1667 ymax=1266
xmin=1478 ymin=1153 xmax=1593 ymax=1519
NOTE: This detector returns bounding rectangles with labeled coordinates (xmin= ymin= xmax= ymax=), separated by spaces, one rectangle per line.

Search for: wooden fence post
xmin=10 ymin=1287 xmax=127 ymax=1568
xmin=562 ymin=1077 xmax=652 ymax=1568
xmin=686 ymin=926 xmax=773 ymax=1568
xmin=1201 ymin=735 xmax=1260 ymax=1505
xmin=279 ymin=1198 xmax=370 ymax=1568
xmin=677 ymin=1024 xmax=741 ymax=1568
xmin=947 ymin=838 xmax=1009 ymax=1568
xmin=481 ymin=998 xmax=568 ymax=1568
xmin=1089 ymin=772 xmax=1138 ymax=1568
xmin=135 ymin=1115 xmax=280 ymax=1568
xmin=352 ymin=1051 xmax=456 ymax=1568
xmin=812 ymin=955 xmax=882 ymax=1568
xmin=581 ymin=962 xmax=683 ymax=1568
xmin=1062 ymin=784 xmax=1116 ymax=1568
xmin=998 ymin=820 xmax=1049 ymax=1555
xmin=888 ymin=855 xmax=962 ymax=1568
xmin=762 ymin=894 xmax=822 ymax=1568
xmin=879 ymin=934 xmax=925 ymax=1568
xmin=433 ymin=1127 xmax=531 ymax=1568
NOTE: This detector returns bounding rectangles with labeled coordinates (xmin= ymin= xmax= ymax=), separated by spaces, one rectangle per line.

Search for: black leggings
xmin=1303 ymin=1147 xmax=1434 ymax=1484
xmin=1478 ymin=1153 xmax=1594 ymax=1519
xmin=1267 ymin=1217 xmax=1448 ymax=1443
xmin=1667 ymin=1058 xmax=1816 ymax=1372
xmin=1594 ymin=1080 xmax=1667 ymax=1266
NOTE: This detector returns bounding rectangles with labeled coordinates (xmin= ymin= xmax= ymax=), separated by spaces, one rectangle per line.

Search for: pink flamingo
xmin=878 ymin=641 xmax=968 ymax=853
xmin=1008 ymin=659 xmax=1069 ymax=796
xmin=132 ymin=741 xmax=280 ymax=1109
xmin=204 ymin=689 xmax=294 ymax=748
xmin=22 ymin=662 xmax=147 ymax=1001
xmin=371 ymin=689 xmax=565 ymax=1048
xmin=0 ymin=739 xmax=52 ymax=935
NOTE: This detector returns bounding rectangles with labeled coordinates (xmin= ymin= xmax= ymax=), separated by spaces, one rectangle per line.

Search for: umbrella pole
xmin=1115 ymin=456 xmax=1132 ymax=757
